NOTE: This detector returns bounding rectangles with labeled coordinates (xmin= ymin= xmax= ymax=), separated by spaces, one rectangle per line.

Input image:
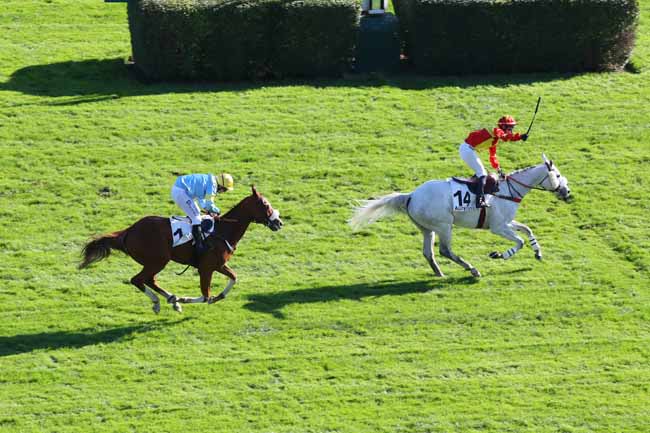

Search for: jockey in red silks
xmin=459 ymin=115 xmax=528 ymax=208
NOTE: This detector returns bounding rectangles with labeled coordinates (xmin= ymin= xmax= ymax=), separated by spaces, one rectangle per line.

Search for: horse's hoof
xmin=535 ymin=253 xmax=543 ymax=261
xmin=208 ymin=294 xmax=224 ymax=304
xmin=489 ymin=251 xmax=503 ymax=259
xmin=470 ymin=268 xmax=481 ymax=278
xmin=152 ymin=302 xmax=161 ymax=314
xmin=173 ymin=302 xmax=183 ymax=313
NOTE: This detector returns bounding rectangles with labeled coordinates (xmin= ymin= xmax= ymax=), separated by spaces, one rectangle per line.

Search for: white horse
xmin=349 ymin=154 xmax=571 ymax=278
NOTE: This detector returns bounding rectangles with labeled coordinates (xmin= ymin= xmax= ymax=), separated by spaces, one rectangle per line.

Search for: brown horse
xmin=79 ymin=186 xmax=283 ymax=313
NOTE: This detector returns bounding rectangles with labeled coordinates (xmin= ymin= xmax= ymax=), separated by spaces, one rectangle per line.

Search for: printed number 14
xmin=453 ymin=190 xmax=471 ymax=207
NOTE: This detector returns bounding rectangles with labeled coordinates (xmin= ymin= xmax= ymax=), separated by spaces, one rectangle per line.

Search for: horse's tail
xmin=349 ymin=192 xmax=411 ymax=231
xmin=79 ymin=230 xmax=126 ymax=269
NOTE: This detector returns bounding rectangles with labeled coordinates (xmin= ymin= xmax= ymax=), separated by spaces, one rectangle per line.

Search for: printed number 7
xmin=174 ymin=228 xmax=183 ymax=240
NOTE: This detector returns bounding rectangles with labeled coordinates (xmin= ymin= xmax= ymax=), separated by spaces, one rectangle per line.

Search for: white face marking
xmin=548 ymin=168 xmax=560 ymax=190
xmin=556 ymin=175 xmax=571 ymax=200
xmin=269 ymin=209 xmax=280 ymax=221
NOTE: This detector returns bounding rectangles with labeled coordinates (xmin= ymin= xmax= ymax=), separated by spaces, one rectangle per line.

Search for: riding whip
xmin=525 ymin=97 xmax=542 ymax=136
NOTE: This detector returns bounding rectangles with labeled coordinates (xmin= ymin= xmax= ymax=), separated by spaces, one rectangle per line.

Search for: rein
xmin=507 ymin=174 xmax=549 ymax=191
xmin=176 ymin=264 xmax=191 ymax=275
xmin=495 ymin=177 xmax=527 ymax=202
xmin=495 ymin=170 xmax=557 ymax=203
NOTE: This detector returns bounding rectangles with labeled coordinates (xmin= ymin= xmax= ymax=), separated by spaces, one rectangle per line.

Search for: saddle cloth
xmin=449 ymin=179 xmax=493 ymax=212
xmin=169 ymin=215 xmax=215 ymax=248
xmin=449 ymin=180 xmax=476 ymax=212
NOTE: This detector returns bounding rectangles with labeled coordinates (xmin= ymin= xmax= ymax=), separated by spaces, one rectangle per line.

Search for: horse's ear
xmin=251 ymin=185 xmax=259 ymax=196
xmin=542 ymin=153 xmax=552 ymax=168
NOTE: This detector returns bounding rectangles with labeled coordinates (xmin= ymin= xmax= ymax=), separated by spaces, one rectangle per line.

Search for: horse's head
xmin=542 ymin=154 xmax=571 ymax=201
xmin=243 ymin=186 xmax=284 ymax=231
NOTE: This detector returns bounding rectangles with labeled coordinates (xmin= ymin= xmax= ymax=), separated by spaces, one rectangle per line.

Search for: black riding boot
xmin=477 ymin=176 xmax=489 ymax=208
xmin=191 ymin=224 xmax=207 ymax=258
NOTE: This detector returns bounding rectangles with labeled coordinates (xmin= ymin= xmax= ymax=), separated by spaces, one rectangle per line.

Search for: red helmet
xmin=498 ymin=115 xmax=517 ymax=129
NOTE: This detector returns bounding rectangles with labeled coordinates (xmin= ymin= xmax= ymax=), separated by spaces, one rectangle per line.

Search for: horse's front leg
xmin=489 ymin=223 xmax=525 ymax=260
xmin=511 ymin=220 xmax=542 ymax=260
xmin=208 ymin=264 xmax=237 ymax=304
xmin=176 ymin=269 xmax=215 ymax=304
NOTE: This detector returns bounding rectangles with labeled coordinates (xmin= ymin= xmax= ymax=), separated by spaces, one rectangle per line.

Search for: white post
xmin=362 ymin=0 xmax=385 ymax=15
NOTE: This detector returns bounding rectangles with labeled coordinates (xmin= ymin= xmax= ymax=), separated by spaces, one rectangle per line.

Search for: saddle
xmin=200 ymin=218 xmax=214 ymax=236
xmin=451 ymin=173 xmax=499 ymax=195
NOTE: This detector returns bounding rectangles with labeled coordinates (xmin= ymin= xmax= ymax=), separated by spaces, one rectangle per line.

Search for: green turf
xmin=1 ymin=1 xmax=649 ymax=432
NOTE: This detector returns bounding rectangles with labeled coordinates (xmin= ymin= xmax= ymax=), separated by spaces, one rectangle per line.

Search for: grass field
xmin=1 ymin=1 xmax=650 ymax=432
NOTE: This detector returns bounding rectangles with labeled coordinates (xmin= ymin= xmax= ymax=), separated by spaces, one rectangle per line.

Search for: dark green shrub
xmin=275 ymin=0 xmax=359 ymax=77
xmin=393 ymin=0 xmax=639 ymax=74
xmin=127 ymin=0 xmax=359 ymax=81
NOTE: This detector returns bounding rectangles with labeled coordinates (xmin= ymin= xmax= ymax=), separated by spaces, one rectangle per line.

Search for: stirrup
xmin=477 ymin=197 xmax=490 ymax=208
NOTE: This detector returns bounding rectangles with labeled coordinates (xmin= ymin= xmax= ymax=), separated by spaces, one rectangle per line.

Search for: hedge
xmin=393 ymin=0 xmax=639 ymax=74
xmin=127 ymin=0 xmax=359 ymax=81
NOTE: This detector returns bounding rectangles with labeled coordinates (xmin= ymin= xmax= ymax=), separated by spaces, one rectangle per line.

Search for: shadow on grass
xmin=0 ymin=57 xmax=576 ymax=102
xmin=0 ymin=317 xmax=192 ymax=356
xmin=496 ymin=266 xmax=534 ymax=275
xmin=244 ymin=277 xmax=477 ymax=318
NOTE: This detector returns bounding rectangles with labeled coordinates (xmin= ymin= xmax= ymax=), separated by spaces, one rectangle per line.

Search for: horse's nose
xmin=268 ymin=217 xmax=283 ymax=231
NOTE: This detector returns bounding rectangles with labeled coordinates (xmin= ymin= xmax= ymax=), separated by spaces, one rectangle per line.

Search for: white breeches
xmin=171 ymin=186 xmax=202 ymax=225
xmin=459 ymin=142 xmax=487 ymax=177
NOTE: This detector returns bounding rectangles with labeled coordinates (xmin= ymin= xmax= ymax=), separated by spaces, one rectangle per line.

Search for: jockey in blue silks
xmin=171 ymin=173 xmax=234 ymax=256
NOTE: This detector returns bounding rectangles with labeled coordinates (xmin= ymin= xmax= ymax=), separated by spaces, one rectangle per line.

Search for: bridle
xmin=496 ymin=166 xmax=561 ymax=202
xmin=263 ymin=208 xmax=281 ymax=229
xmin=206 ymin=205 xmax=279 ymax=254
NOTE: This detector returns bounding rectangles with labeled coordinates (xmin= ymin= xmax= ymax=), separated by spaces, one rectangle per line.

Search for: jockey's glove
xmin=520 ymin=133 xmax=529 ymax=141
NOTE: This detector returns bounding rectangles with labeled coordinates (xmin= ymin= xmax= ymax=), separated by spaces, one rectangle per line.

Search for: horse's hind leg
xmin=511 ymin=220 xmax=542 ymax=260
xmin=437 ymin=225 xmax=481 ymax=278
xmin=131 ymin=261 xmax=171 ymax=314
xmin=421 ymin=229 xmax=444 ymax=277
xmin=131 ymin=268 xmax=162 ymax=314
xmin=145 ymin=274 xmax=183 ymax=313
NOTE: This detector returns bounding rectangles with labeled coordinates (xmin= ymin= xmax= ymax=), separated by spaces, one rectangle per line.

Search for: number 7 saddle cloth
xmin=169 ymin=215 xmax=215 ymax=247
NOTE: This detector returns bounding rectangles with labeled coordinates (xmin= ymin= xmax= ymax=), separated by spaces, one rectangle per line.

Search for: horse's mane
xmin=509 ymin=165 xmax=538 ymax=175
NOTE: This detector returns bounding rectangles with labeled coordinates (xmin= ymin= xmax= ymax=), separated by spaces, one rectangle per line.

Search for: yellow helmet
xmin=216 ymin=173 xmax=234 ymax=191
